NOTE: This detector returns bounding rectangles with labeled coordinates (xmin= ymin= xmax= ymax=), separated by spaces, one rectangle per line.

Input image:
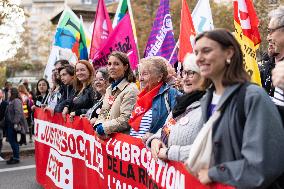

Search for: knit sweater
xmin=146 ymin=101 xmax=203 ymax=162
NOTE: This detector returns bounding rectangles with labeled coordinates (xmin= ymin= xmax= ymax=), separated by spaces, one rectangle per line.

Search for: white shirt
xmin=272 ymin=87 xmax=284 ymax=106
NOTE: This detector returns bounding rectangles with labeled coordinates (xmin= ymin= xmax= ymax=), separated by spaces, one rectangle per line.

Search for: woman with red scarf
xmin=129 ymin=56 xmax=180 ymax=140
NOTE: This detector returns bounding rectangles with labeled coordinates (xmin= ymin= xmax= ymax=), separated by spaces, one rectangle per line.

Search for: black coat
xmin=54 ymin=85 xmax=75 ymax=113
xmin=0 ymin=100 xmax=8 ymax=121
xmin=0 ymin=100 xmax=8 ymax=129
xmin=34 ymin=94 xmax=48 ymax=107
xmin=259 ymin=53 xmax=275 ymax=96
xmin=65 ymin=84 xmax=101 ymax=116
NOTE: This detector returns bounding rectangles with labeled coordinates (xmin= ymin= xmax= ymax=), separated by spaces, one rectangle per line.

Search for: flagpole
xmin=168 ymin=39 xmax=179 ymax=64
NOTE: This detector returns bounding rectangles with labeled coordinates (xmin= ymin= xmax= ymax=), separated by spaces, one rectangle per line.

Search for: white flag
xmin=192 ymin=0 xmax=214 ymax=34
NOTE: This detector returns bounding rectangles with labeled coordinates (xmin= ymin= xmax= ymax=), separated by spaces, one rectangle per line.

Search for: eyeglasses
xmin=94 ymin=78 xmax=105 ymax=82
xmin=267 ymin=25 xmax=284 ymax=34
xmin=182 ymin=70 xmax=195 ymax=78
xmin=139 ymin=72 xmax=150 ymax=77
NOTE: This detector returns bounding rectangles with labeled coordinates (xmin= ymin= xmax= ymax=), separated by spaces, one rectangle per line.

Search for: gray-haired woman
xmin=146 ymin=53 xmax=207 ymax=162
xmin=129 ymin=56 xmax=181 ymax=140
xmin=84 ymin=67 xmax=110 ymax=124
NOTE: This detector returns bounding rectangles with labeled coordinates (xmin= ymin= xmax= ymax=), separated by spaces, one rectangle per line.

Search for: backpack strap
xmin=236 ymin=82 xmax=250 ymax=129
xmin=218 ymin=82 xmax=251 ymax=129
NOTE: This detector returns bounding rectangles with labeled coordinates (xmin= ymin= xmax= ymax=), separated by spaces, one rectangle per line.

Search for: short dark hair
xmin=59 ymin=65 xmax=75 ymax=76
xmin=195 ymin=28 xmax=250 ymax=86
xmin=54 ymin=59 xmax=69 ymax=67
xmin=4 ymin=81 xmax=11 ymax=87
xmin=108 ymin=51 xmax=136 ymax=83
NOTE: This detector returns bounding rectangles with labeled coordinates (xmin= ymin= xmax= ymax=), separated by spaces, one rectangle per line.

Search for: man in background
xmin=0 ymin=89 xmax=8 ymax=161
xmin=3 ymin=81 xmax=12 ymax=101
xmin=268 ymin=6 xmax=284 ymax=106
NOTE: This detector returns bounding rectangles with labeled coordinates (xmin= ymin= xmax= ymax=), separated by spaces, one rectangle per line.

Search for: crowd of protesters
xmin=1 ymin=5 xmax=284 ymax=189
xmin=0 ymin=80 xmax=33 ymax=164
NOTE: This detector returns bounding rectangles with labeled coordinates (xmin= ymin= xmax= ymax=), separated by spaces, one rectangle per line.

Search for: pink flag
xmin=93 ymin=13 xmax=138 ymax=70
xmin=89 ymin=0 xmax=113 ymax=60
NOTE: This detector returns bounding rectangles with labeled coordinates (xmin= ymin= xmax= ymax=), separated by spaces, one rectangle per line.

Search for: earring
xmin=226 ymin=58 xmax=231 ymax=64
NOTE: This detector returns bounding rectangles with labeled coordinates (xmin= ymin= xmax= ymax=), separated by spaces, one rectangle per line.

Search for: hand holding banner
xmin=34 ymin=108 xmax=235 ymax=189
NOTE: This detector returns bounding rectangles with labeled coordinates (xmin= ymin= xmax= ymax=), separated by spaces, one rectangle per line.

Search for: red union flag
xmin=234 ymin=0 xmax=261 ymax=85
xmin=89 ymin=0 xmax=113 ymax=60
xmin=92 ymin=13 xmax=138 ymax=70
xmin=234 ymin=0 xmax=261 ymax=46
xmin=178 ymin=0 xmax=196 ymax=62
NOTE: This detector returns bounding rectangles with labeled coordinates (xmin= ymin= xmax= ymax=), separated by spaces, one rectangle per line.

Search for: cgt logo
xmin=237 ymin=1 xmax=251 ymax=30
xmin=46 ymin=148 xmax=73 ymax=189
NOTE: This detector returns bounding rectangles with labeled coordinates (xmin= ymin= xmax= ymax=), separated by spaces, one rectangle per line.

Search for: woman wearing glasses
xmin=146 ymin=53 xmax=208 ymax=162
xmin=84 ymin=67 xmax=110 ymax=124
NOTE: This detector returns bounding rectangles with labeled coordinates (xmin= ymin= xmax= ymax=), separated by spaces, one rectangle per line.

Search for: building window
xmin=269 ymin=0 xmax=278 ymax=4
xmin=105 ymin=0 xmax=115 ymax=3
xmin=84 ymin=0 xmax=92 ymax=5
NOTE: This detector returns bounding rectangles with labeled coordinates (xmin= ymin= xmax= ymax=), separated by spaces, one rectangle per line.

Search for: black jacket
xmin=65 ymin=84 xmax=101 ymax=116
xmin=34 ymin=94 xmax=48 ymax=107
xmin=259 ymin=53 xmax=275 ymax=97
xmin=0 ymin=100 xmax=8 ymax=125
xmin=54 ymin=85 xmax=75 ymax=113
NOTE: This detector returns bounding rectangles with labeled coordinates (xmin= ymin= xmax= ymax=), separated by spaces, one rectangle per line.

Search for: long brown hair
xmin=9 ymin=88 xmax=20 ymax=101
xmin=18 ymin=84 xmax=29 ymax=96
xmin=73 ymin=60 xmax=95 ymax=92
xmin=195 ymin=28 xmax=250 ymax=87
xmin=108 ymin=51 xmax=136 ymax=83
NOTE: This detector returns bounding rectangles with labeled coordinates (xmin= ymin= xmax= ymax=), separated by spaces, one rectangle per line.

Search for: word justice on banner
xmin=34 ymin=108 xmax=234 ymax=189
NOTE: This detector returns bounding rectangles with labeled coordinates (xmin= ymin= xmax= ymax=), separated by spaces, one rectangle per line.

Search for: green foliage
xmin=131 ymin=0 xmax=235 ymax=56
xmin=131 ymin=0 xmax=282 ymax=56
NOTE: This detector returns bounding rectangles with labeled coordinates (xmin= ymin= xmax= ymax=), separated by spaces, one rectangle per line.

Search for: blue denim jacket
xmin=149 ymin=83 xmax=181 ymax=134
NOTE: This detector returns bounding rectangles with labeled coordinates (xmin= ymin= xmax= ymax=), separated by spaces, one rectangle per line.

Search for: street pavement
xmin=0 ymin=134 xmax=41 ymax=189
xmin=0 ymin=155 xmax=42 ymax=189
xmin=2 ymin=135 xmax=35 ymax=158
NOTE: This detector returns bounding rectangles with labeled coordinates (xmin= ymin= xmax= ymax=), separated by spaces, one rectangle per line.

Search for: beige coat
xmin=95 ymin=78 xmax=139 ymax=135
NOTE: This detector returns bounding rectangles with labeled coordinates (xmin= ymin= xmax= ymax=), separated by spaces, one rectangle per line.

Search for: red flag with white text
xmin=233 ymin=0 xmax=261 ymax=85
xmin=234 ymin=0 xmax=261 ymax=46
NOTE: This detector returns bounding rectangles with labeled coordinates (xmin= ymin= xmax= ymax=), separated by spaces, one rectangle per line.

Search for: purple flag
xmin=144 ymin=0 xmax=177 ymax=65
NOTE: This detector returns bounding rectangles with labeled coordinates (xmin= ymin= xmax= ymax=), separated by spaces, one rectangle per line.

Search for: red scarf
xmin=128 ymin=82 xmax=163 ymax=131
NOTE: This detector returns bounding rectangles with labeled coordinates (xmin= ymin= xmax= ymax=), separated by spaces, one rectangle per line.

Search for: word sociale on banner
xmin=34 ymin=109 xmax=234 ymax=189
